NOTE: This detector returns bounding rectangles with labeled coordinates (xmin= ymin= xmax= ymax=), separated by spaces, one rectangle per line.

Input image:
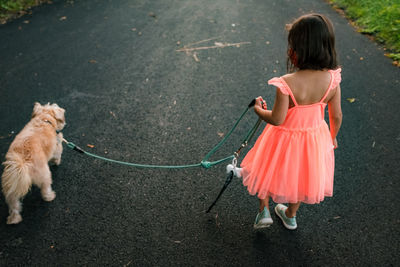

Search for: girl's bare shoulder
xmin=281 ymin=72 xmax=296 ymax=81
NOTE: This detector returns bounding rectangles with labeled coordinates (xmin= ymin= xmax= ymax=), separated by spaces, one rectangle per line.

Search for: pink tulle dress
xmin=241 ymin=68 xmax=342 ymax=204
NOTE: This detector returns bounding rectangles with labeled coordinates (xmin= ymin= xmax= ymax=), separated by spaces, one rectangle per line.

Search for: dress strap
xmin=320 ymin=68 xmax=342 ymax=103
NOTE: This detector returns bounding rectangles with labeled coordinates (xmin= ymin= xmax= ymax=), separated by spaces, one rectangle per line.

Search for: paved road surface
xmin=0 ymin=0 xmax=399 ymax=266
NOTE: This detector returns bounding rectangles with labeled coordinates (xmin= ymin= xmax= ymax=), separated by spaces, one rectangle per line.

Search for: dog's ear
xmin=32 ymin=102 xmax=42 ymax=118
xmin=53 ymin=105 xmax=65 ymax=122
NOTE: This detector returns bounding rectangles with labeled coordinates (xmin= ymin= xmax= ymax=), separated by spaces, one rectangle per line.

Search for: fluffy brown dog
xmin=2 ymin=102 xmax=65 ymax=224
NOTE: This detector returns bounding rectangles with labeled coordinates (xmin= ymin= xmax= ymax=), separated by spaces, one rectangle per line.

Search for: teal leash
xmin=63 ymin=100 xmax=262 ymax=170
xmin=206 ymin=98 xmax=265 ymax=213
xmin=65 ymin=142 xmax=234 ymax=169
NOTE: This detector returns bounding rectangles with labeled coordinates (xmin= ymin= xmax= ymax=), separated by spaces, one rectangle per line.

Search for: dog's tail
xmin=2 ymin=152 xmax=32 ymax=199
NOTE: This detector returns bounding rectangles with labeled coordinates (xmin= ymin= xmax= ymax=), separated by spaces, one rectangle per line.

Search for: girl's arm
xmin=254 ymin=88 xmax=289 ymax=126
xmin=328 ymin=85 xmax=343 ymax=148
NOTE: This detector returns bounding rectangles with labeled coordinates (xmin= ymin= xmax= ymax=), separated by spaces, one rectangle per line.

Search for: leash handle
xmin=248 ymin=99 xmax=256 ymax=108
xmin=249 ymin=97 xmax=267 ymax=109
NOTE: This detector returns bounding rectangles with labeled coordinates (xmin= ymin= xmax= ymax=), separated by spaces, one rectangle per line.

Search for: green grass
xmin=0 ymin=0 xmax=47 ymax=23
xmin=329 ymin=0 xmax=400 ymax=63
xmin=0 ymin=0 xmax=39 ymax=13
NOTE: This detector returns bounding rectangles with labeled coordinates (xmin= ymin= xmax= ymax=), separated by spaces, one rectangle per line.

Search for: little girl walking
xmin=240 ymin=14 xmax=343 ymax=230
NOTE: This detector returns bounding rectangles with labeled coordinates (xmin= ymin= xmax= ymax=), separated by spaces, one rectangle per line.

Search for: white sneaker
xmin=274 ymin=204 xmax=297 ymax=230
xmin=254 ymin=207 xmax=273 ymax=229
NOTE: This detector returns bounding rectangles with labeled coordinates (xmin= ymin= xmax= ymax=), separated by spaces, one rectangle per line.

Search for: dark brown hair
xmin=287 ymin=14 xmax=338 ymax=72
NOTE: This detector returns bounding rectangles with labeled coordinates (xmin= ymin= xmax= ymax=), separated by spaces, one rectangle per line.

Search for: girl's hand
xmin=333 ymin=138 xmax=338 ymax=149
xmin=255 ymin=96 xmax=267 ymax=110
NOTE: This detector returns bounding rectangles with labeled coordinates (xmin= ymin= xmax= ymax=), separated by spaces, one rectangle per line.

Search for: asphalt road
xmin=0 ymin=0 xmax=399 ymax=266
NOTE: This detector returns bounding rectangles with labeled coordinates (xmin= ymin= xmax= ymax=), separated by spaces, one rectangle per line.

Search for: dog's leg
xmin=38 ymin=166 xmax=56 ymax=202
xmin=5 ymin=195 xmax=23 ymax=224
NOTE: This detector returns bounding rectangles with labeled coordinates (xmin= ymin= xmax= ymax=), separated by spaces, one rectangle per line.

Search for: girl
xmin=240 ymin=14 xmax=342 ymax=230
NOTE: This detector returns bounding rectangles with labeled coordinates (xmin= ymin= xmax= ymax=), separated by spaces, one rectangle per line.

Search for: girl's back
xmin=267 ymin=68 xmax=341 ymax=130
xmin=283 ymin=70 xmax=335 ymax=107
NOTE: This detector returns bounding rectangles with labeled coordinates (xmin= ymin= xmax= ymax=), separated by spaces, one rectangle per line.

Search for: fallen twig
xmin=176 ymin=41 xmax=251 ymax=52
xmin=183 ymin=36 xmax=221 ymax=48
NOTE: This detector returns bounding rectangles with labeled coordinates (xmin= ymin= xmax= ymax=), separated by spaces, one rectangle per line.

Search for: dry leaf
xmin=174 ymin=240 xmax=181 ymax=243
xmin=333 ymin=216 xmax=340 ymax=219
xmin=148 ymin=12 xmax=156 ymax=18
xmin=214 ymin=42 xmax=224 ymax=47
xmin=110 ymin=111 xmax=117 ymax=118
xmin=124 ymin=260 xmax=132 ymax=267
xmin=347 ymin=98 xmax=356 ymax=103
xmin=87 ymin=144 xmax=95 ymax=148
xmin=131 ymin=28 xmax=137 ymax=31
xmin=59 ymin=16 xmax=67 ymax=21
xmin=217 ymin=132 xmax=224 ymax=137
xmin=89 ymin=59 xmax=97 ymax=64
xmin=215 ymin=212 xmax=220 ymax=227
xmin=193 ymin=53 xmax=199 ymax=62
xmin=23 ymin=20 xmax=30 ymax=24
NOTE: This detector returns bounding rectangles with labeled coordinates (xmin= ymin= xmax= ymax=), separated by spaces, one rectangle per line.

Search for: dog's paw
xmin=42 ymin=190 xmax=56 ymax=202
xmin=7 ymin=213 xmax=22 ymax=224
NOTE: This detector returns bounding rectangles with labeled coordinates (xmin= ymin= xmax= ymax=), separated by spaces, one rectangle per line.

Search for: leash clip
xmin=232 ymin=157 xmax=237 ymax=168
xmin=234 ymin=140 xmax=248 ymax=158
